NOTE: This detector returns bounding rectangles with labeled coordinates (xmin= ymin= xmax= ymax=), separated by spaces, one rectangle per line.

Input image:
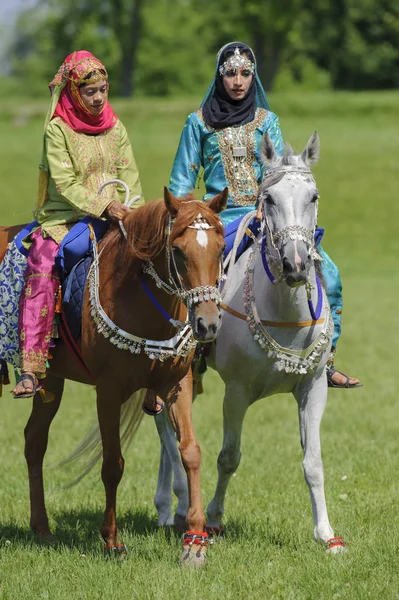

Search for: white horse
xmin=149 ymin=132 xmax=346 ymax=554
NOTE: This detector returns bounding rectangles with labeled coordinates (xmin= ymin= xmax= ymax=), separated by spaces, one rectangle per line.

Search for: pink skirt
xmin=19 ymin=228 xmax=60 ymax=377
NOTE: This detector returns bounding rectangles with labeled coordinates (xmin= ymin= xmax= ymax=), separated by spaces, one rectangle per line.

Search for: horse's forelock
xmin=113 ymin=196 xmax=223 ymax=274
xmin=170 ymin=200 xmax=224 ymax=243
xmin=264 ymin=146 xmax=308 ymax=178
xmin=259 ymin=146 xmax=312 ymax=195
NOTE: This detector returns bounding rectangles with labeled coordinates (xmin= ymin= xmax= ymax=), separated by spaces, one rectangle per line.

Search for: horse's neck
xmin=98 ymin=245 xmax=183 ymax=337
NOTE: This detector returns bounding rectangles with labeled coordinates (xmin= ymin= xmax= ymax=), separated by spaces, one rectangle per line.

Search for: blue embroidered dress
xmin=170 ymin=107 xmax=283 ymax=226
xmin=169 ymin=109 xmax=342 ymax=349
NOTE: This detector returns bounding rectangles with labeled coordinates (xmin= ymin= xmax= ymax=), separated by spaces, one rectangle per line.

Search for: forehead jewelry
xmin=219 ymin=47 xmax=255 ymax=76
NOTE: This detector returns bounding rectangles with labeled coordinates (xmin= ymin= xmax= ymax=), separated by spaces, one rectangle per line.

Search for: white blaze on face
xmin=196 ymin=230 xmax=208 ymax=248
xmin=293 ymin=239 xmax=302 ymax=272
xmin=286 ymin=189 xmax=301 ymax=271
xmin=286 ymin=194 xmax=295 ymax=220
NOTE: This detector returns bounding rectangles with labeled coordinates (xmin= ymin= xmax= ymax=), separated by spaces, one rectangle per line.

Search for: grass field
xmin=0 ymin=91 xmax=398 ymax=599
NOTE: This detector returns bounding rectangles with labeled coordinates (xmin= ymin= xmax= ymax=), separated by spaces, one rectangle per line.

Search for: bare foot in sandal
xmin=327 ymin=366 xmax=362 ymax=388
xmin=12 ymin=371 xmax=37 ymax=398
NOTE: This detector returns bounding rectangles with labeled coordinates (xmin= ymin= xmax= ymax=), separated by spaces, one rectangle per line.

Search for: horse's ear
xmin=260 ymin=132 xmax=277 ymax=166
xmin=164 ymin=187 xmax=180 ymax=216
xmin=206 ymin=187 xmax=228 ymax=214
xmin=301 ymin=131 xmax=320 ymax=166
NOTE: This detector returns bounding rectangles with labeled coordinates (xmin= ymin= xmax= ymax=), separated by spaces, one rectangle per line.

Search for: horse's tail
xmin=54 ymin=389 xmax=146 ymax=487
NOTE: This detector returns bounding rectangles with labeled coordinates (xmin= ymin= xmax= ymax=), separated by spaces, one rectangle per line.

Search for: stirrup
xmin=142 ymin=398 xmax=164 ymax=416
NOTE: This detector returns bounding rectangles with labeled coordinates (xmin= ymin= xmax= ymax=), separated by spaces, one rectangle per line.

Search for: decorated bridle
xmin=258 ymin=166 xmax=323 ymax=321
xmin=143 ymin=211 xmax=224 ymax=311
xmin=88 ymin=182 xmax=224 ymax=361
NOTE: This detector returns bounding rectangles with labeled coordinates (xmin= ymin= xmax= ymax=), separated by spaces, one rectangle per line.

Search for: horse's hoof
xmin=173 ymin=513 xmax=187 ymax=532
xmin=325 ymin=537 xmax=346 ymax=554
xmin=204 ymin=525 xmax=224 ymax=545
xmin=157 ymin=515 xmax=174 ymax=527
xmin=179 ymin=545 xmax=207 ymax=568
xmin=104 ymin=543 xmax=127 ymax=560
xmin=180 ymin=531 xmax=208 ymax=568
xmin=33 ymin=531 xmax=57 ymax=546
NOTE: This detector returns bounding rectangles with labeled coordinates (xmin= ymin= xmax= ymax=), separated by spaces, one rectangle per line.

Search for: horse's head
xmin=164 ymin=187 xmax=228 ymax=342
xmin=259 ymin=132 xmax=320 ymax=287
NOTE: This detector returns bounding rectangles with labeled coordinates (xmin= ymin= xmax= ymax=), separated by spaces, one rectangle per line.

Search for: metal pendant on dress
xmin=232 ymin=146 xmax=246 ymax=158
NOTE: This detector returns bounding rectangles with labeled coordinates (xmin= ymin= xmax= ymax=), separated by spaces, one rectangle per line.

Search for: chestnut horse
xmin=0 ymin=225 xmax=25 ymax=263
xmin=0 ymin=188 xmax=227 ymax=567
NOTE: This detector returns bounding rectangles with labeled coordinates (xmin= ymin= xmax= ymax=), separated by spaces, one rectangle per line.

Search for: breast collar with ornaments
xmin=88 ymin=212 xmax=224 ymax=362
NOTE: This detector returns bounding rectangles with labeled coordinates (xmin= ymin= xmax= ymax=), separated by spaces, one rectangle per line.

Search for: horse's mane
xmin=103 ymin=195 xmax=224 ymax=279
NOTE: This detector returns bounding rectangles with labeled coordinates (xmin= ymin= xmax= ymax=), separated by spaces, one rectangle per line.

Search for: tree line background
xmin=1 ymin=0 xmax=399 ymax=97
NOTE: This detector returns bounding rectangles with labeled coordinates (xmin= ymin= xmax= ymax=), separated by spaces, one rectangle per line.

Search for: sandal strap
xmin=20 ymin=373 xmax=36 ymax=387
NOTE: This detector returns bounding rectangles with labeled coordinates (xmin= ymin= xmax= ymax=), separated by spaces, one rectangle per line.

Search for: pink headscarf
xmin=50 ymin=50 xmax=117 ymax=134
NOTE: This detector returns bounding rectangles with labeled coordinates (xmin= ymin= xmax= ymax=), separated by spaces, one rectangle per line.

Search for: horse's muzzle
xmin=284 ymin=272 xmax=307 ymax=287
xmin=191 ymin=307 xmax=222 ymax=342
xmin=282 ymin=255 xmax=308 ymax=287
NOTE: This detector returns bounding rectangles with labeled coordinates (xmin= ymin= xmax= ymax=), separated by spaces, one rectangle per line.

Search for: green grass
xmin=0 ymin=92 xmax=398 ymax=598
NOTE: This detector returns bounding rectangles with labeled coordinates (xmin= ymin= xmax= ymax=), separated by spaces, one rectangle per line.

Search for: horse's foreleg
xmin=165 ymin=370 xmax=207 ymax=566
xmin=166 ymin=370 xmax=204 ymax=532
xmin=207 ymin=382 xmax=249 ymax=530
xmin=154 ymin=409 xmax=188 ymax=530
xmin=294 ymin=374 xmax=345 ymax=553
xmin=24 ymin=375 xmax=64 ymax=539
xmin=96 ymin=385 xmax=125 ymax=554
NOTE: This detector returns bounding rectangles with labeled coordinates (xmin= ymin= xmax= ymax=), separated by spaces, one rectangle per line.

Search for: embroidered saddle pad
xmin=56 ymin=217 xmax=109 ymax=279
xmin=62 ymin=256 xmax=92 ymax=341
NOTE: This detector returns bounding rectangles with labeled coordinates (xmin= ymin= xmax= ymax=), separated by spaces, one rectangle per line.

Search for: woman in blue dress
xmin=168 ymin=41 xmax=361 ymax=389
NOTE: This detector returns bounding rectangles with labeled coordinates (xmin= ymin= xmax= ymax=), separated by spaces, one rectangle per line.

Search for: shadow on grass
xmin=217 ymin=516 xmax=300 ymax=551
xmin=0 ymin=507 xmax=179 ymax=554
xmin=0 ymin=510 xmax=303 ymax=555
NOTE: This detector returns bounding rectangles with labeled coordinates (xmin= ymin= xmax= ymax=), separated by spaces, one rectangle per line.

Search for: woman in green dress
xmin=12 ymin=50 xmax=144 ymax=398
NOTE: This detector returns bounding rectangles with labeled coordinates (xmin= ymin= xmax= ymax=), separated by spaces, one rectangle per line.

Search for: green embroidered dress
xmin=35 ymin=117 xmax=144 ymax=243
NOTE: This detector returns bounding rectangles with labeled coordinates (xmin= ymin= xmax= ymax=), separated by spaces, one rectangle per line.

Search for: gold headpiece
xmin=219 ymin=47 xmax=255 ymax=76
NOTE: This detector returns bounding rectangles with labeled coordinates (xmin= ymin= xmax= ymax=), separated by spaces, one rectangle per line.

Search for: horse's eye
xmin=218 ymin=244 xmax=226 ymax=257
xmin=263 ymin=193 xmax=275 ymax=206
xmin=172 ymin=246 xmax=186 ymax=261
xmin=311 ymin=193 xmax=319 ymax=203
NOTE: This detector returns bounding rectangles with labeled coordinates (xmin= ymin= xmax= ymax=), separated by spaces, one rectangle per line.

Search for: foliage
xmin=288 ymin=0 xmax=399 ymax=90
xmin=135 ymin=0 xmax=215 ymax=97
xmin=4 ymin=0 xmax=399 ymax=94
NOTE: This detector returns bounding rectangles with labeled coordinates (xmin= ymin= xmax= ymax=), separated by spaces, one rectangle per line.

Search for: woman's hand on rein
xmin=105 ymin=200 xmax=132 ymax=221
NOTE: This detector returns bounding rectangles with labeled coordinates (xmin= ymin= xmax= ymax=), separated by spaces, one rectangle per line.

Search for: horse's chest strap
xmin=220 ymin=302 xmax=325 ymax=328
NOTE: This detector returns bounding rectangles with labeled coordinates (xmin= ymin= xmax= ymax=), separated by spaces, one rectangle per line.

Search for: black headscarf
xmin=202 ymin=42 xmax=257 ymax=130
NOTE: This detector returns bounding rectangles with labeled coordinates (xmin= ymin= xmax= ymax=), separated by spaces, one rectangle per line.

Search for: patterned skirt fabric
xmin=18 ymin=229 xmax=60 ymax=377
xmin=0 ymin=241 xmax=28 ymax=368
